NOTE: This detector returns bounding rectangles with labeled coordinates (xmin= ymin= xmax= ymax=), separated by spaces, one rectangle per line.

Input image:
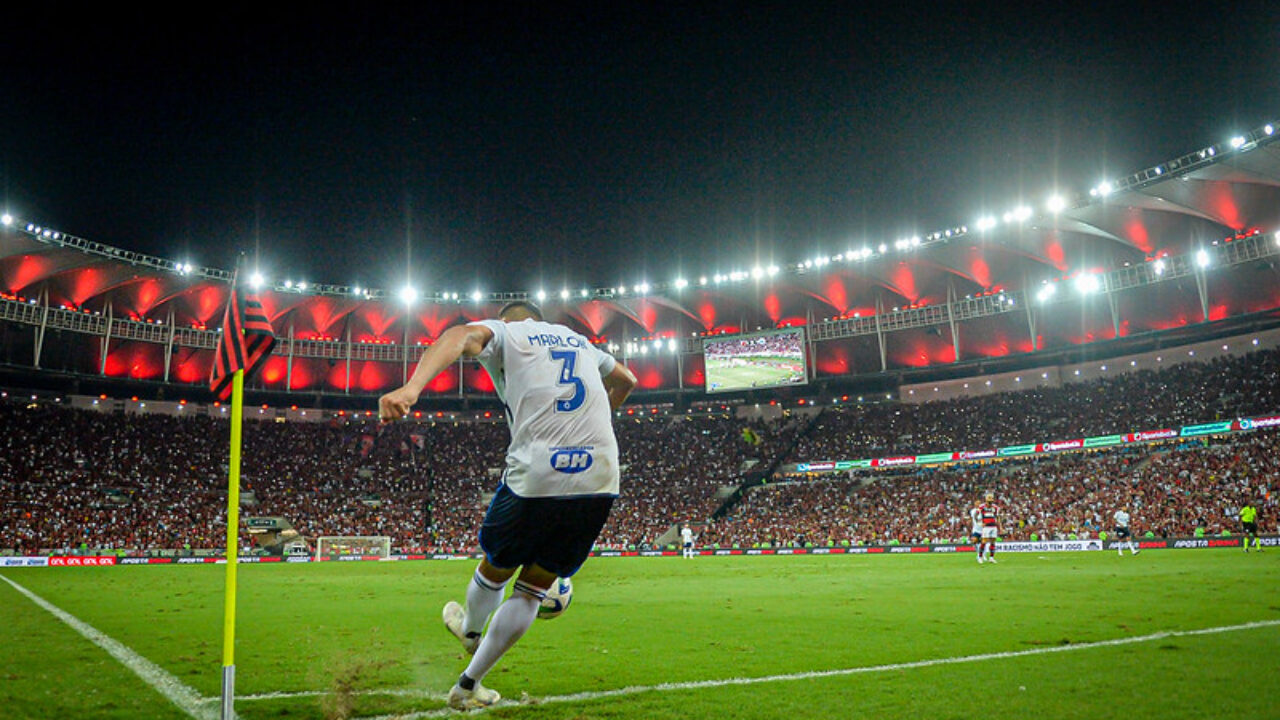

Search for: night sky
xmin=3 ymin=2 xmax=1277 ymax=293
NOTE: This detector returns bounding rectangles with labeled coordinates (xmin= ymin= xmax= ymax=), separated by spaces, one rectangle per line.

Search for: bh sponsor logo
xmin=550 ymin=447 xmax=594 ymax=474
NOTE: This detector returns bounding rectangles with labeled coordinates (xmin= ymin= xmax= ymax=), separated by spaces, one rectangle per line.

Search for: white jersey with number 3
xmin=472 ymin=318 xmax=620 ymax=498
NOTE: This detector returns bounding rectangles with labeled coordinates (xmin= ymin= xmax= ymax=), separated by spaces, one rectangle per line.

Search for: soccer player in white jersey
xmin=681 ymin=525 xmax=695 ymax=558
xmin=379 ymin=300 xmax=636 ymax=710
xmin=1113 ymin=506 xmax=1140 ymax=556
xmin=969 ymin=502 xmax=984 ymax=564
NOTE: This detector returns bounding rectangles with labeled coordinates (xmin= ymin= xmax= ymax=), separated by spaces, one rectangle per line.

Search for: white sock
xmin=463 ymin=582 xmax=542 ymax=683
xmin=463 ymin=568 xmax=507 ymax=636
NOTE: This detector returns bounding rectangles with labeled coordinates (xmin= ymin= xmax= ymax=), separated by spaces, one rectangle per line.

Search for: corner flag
xmin=210 ymin=281 xmax=274 ymax=720
xmin=210 ymin=286 xmax=275 ymax=401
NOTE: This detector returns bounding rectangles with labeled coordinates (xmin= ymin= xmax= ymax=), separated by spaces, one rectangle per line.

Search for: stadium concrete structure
xmin=2 ymin=122 xmax=1280 ymax=404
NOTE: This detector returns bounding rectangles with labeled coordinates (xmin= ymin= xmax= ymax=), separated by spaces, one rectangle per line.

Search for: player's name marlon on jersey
xmin=526 ymin=333 xmax=587 ymax=348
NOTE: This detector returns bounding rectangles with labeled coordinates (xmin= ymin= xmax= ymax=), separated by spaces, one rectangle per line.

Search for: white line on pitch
xmin=0 ymin=573 xmax=218 ymax=720
xmin=196 ymin=688 xmax=447 ymax=704
xmin=350 ymin=618 xmax=1280 ymax=719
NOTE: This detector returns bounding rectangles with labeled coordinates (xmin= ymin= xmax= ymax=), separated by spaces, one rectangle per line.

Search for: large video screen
xmin=703 ymin=328 xmax=808 ymax=393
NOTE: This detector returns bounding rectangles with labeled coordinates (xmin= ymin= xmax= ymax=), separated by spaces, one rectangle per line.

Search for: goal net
xmin=315 ymin=536 xmax=392 ymax=561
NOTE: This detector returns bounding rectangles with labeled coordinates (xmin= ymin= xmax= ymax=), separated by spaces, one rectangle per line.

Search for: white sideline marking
xmin=196 ymin=688 xmax=446 ymax=704
xmin=350 ymin=618 xmax=1280 ymax=719
xmin=0 ymin=574 xmax=217 ymax=720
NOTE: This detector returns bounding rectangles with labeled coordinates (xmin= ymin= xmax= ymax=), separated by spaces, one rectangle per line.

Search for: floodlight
xmin=1230 ymin=136 xmax=1246 ymax=149
xmin=560 ymin=289 xmax=570 ymax=300
xmin=2 ymin=214 xmax=12 ymax=226
xmin=1046 ymin=195 xmax=1066 ymax=214
xmin=1153 ymin=259 xmax=1165 ymax=276
xmin=352 ymin=285 xmax=362 ymax=296
xmin=768 ymin=265 xmax=779 ymax=276
xmin=751 ymin=267 xmax=764 ymax=279
xmin=877 ymin=243 xmax=887 ymax=254
xmin=1195 ymin=249 xmax=1210 ymax=268
xmin=976 ymin=216 xmax=996 ymax=231
xmin=471 ymin=290 xmax=483 ymax=302
xmin=580 ymin=288 xmax=589 ymax=298
xmin=1074 ymin=273 xmax=1100 ymax=294
xmin=1265 ymin=124 xmax=1274 ymax=136
xmin=298 ymin=281 xmax=308 ymax=290
xmin=1036 ymin=284 xmax=1057 ymax=302
xmin=536 ymin=290 xmax=547 ymax=301
xmin=674 ymin=278 xmax=688 ymax=289
xmin=398 ymin=285 xmax=418 ymax=304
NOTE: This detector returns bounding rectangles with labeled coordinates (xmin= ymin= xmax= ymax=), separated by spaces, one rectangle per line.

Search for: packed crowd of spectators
xmin=0 ymin=401 xmax=797 ymax=554
xmin=708 ymin=432 xmax=1277 ymax=547
xmin=790 ymin=348 xmax=1280 ymax=462
xmin=0 ymin=347 xmax=1276 ymax=555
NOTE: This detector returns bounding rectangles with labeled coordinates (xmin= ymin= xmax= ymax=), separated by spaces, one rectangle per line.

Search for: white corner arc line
xmin=354 ymin=618 xmax=1280 ymax=719
xmin=0 ymin=574 xmax=217 ymax=720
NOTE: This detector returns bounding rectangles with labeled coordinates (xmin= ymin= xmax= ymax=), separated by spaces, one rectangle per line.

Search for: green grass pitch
xmin=2 ymin=550 xmax=1278 ymax=719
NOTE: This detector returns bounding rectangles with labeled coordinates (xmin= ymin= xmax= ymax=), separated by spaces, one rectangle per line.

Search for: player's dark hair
xmin=499 ymin=300 xmax=543 ymax=321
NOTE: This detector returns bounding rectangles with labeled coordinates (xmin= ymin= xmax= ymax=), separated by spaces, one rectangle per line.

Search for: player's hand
xmin=378 ymin=387 xmax=418 ymax=421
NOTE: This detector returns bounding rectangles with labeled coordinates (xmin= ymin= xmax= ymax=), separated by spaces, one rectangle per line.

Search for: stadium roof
xmin=2 ymin=124 xmax=1279 ymax=395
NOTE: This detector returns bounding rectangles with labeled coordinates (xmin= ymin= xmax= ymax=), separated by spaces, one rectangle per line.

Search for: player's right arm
xmin=379 ymin=323 xmax=494 ymax=420
xmin=602 ymin=361 xmax=637 ymax=411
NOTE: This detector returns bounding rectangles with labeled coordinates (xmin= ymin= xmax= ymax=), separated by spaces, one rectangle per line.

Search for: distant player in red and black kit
xmin=977 ymin=492 xmax=999 ymax=564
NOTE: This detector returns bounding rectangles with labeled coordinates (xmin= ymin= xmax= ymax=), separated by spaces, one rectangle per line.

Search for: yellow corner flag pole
xmin=221 ymin=369 xmax=245 ymax=720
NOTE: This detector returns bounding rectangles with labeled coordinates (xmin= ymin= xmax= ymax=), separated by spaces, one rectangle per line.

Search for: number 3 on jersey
xmin=550 ymin=349 xmax=586 ymax=412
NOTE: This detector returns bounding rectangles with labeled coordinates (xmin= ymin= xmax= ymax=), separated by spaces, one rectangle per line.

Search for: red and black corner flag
xmin=210 ymin=283 xmax=276 ymax=401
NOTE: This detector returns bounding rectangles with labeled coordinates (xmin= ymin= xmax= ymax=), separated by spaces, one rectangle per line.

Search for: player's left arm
xmin=379 ymin=323 xmax=494 ymax=420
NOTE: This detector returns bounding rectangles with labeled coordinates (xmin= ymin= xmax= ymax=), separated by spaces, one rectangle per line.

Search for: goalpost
xmin=314 ymin=536 xmax=392 ymax=561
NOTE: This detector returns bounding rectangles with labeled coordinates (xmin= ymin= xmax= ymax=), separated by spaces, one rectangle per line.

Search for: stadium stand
xmin=1 ymin=349 xmax=1276 ymax=554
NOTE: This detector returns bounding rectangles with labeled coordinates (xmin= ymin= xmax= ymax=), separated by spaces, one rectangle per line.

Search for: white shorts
xmin=980 ymin=527 xmax=999 ymax=540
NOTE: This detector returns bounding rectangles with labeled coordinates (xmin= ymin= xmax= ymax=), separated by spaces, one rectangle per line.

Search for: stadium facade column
xmin=874 ymin=293 xmax=887 ymax=372
xmin=285 ymin=317 xmax=295 ymax=390
xmin=676 ymin=340 xmax=684 ymax=389
xmin=344 ymin=319 xmax=352 ymax=394
xmin=100 ymin=299 xmax=114 ymax=375
xmin=458 ymin=356 xmax=465 ymax=398
xmin=1104 ymin=273 xmax=1121 ymax=338
xmin=1194 ymin=263 xmax=1210 ymax=322
xmin=805 ymin=307 xmax=816 ymax=381
xmin=402 ymin=315 xmax=410 ymax=384
xmin=1023 ymin=289 xmax=1038 ymax=352
xmin=32 ymin=285 xmax=49 ymax=368
xmin=946 ymin=282 xmax=960 ymax=363
xmin=163 ymin=307 xmax=176 ymax=382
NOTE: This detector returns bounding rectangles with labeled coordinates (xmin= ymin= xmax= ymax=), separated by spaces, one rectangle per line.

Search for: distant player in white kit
xmin=1113 ymin=506 xmax=1140 ymax=556
xmin=379 ymin=300 xmax=637 ymax=709
xmin=681 ymin=525 xmax=695 ymax=558
xmin=969 ymin=502 xmax=983 ymax=563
